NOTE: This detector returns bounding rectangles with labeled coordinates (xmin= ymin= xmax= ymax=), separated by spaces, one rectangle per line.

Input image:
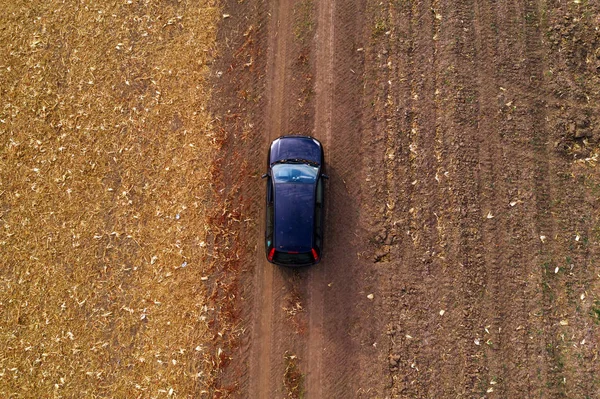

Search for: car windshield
xmin=272 ymin=163 xmax=318 ymax=184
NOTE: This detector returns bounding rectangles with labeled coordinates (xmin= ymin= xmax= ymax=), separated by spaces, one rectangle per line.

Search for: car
xmin=262 ymin=135 xmax=327 ymax=266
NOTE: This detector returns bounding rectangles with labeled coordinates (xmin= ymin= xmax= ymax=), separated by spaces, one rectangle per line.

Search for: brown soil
xmin=212 ymin=0 xmax=600 ymax=398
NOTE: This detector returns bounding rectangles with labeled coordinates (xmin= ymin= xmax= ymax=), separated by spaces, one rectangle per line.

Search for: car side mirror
xmin=321 ymin=174 xmax=329 ymax=180
xmin=261 ymin=173 xmax=270 ymax=179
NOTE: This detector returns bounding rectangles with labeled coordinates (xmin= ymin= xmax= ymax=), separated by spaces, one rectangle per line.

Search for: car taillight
xmin=268 ymin=248 xmax=275 ymax=261
xmin=311 ymin=248 xmax=319 ymax=261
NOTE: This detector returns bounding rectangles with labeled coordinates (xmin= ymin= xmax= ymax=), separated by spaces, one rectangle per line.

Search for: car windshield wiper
xmin=273 ymin=158 xmax=319 ymax=166
xmin=290 ymin=158 xmax=319 ymax=166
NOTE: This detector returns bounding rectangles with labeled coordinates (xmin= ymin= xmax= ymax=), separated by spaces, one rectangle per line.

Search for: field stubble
xmin=0 ymin=1 xmax=242 ymax=397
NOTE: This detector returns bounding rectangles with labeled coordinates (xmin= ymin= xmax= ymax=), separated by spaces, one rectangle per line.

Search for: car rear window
xmin=273 ymin=251 xmax=313 ymax=265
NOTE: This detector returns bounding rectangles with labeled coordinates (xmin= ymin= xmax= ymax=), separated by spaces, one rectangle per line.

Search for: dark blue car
xmin=263 ymin=136 xmax=327 ymax=266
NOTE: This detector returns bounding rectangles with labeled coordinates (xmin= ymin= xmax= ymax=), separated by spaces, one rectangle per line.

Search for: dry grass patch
xmin=283 ymin=352 xmax=304 ymax=399
xmin=0 ymin=0 xmax=238 ymax=397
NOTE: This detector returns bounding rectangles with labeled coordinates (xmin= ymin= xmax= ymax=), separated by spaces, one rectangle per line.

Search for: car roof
xmin=273 ymin=179 xmax=315 ymax=253
xmin=269 ymin=136 xmax=322 ymax=165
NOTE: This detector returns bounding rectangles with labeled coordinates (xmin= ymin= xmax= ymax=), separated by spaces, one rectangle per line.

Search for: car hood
xmin=274 ymin=182 xmax=315 ymax=252
xmin=269 ymin=136 xmax=322 ymax=165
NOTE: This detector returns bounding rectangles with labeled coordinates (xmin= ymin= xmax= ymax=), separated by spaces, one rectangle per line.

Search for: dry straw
xmin=0 ymin=0 xmax=239 ymax=397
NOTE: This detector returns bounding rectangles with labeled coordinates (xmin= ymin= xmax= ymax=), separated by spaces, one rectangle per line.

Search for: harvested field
xmin=0 ymin=1 xmax=241 ymax=397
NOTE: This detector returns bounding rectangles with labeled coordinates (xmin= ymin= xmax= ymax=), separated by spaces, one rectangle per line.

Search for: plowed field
xmin=212 ymin=0 xmax=600 ymax=398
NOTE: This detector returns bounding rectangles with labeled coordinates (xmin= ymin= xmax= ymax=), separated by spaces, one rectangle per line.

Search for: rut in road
xmin=248 ymin=0 xmax=296 ymax=397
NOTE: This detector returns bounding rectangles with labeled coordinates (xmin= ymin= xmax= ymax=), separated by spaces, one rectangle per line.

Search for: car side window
xmin=266 ymin=177 xmax=274 ymax=248
xmin=314 ymin=177 xmax=323 ymax=249
xmin=316 ymin=177 xmax=323 ymax=205
xmin=267 ymin=176 xmax=273 ymax=204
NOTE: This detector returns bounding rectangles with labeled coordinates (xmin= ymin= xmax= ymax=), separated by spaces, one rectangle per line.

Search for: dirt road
xmin=245 ymin=0 xmax=376 ymax=397
xmin=212 ymin=0 xmax=600 ymax=397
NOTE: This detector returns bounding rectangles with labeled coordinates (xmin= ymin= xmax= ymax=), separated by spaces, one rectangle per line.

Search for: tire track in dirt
xmin=471 ymin=0 xmax=533 ymax=396
xmin=495 ymin=0 xmax=560 ymax=396
xmin=521 ymin=0 xmax=563 ymax=396
xmin=249 ymin=254 xmax=275 ymax=399
xmin=436 ymin=1 xmax=487 ymax=396
xmin=248 ymin=0 xmax=295 ymax=397
xmin=361 ymin=2 xmax=416 ymax=395
xmin=402 ymin=1 xmax=449 ymax=395
xmin=304 ymin=0 xmax=334 ymax=396
xmin=475 ymin=0 xmax=549 ymax=396
xmin=404 ymin=0 xmax=456 ymax=396
xmin=307 ymin=0 xmax=374 ymax=396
